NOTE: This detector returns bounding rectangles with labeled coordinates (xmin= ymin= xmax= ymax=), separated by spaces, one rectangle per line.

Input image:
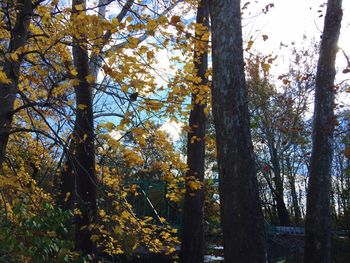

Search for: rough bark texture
xmin=180 ymin=0 xmax=208 ymax=262
xmin=209 ymin=0 xmax=266 ymax=261
xmin=304 ymin=0 xmax=342 ymax=262
xmin=0 ymin=0 xmax=32 ymax=168
xmin=71 ymin=0 xmax=97 ymax=255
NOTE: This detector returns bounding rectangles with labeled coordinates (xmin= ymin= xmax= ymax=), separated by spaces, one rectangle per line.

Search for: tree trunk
xmin=304 ymin=0 xmax=342 ymax=262
xmin=289 ymin=173 xmax=302 ymax=225
xmin=0 ymin=0 xmax=32 ymax=168
xmin=209 ymin=0 xmax=266 ymax=261
xmin=269 ymin=144 xmax=290 ymax=226
xmin=180 ymin=0 xmax=208 ymax=262
xmin=286 ymin=157 xmax=302 ymax=225
xmin=71 ymin=0 xmax=97 ymax=255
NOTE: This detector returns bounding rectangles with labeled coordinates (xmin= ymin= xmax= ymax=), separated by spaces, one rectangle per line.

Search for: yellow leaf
xmin=246 ymin=39 xmax=254 ymax=51
xmin=90 ymin=235 xmax=99 ymax=242
xmin=64 ymin=192 xmax=71 ymax=202
xmin=262 ymin=63 xmax=270 ymax=74
xmin=0 ymin=71 xmax=11 ymax=84
xmin=147 ymin=51 xmax=154 ymax=60
xmin=86 ymin=75 xmax=95 ymax=83
xmin=74 ymin=208 xmax=82 ymax=216
xmin=99 ymin=209 xmax=106 ymax=217
xmin=121 ymin=210 xmax=130 ymax=219
xmin=128 ymin=36 xmax=139 ymax=48
xmin=121 ymin=85 xmax=128 ymax=92
xmin=188 ymin=180 xmax=201 ymax=190
xmin=37 ymin=6 xmax=47 ymax=16
xmin=147 ymin=19 xmax=157 ymax=31
xmin=71 ymin=79 xmax=80 ymax=86
xmin=47 ymin=231 xmax=57 ymax=237
xmin=77 ymin=104 xmax=87 ymax=110
xmin=70 ymin=68 xmax=78 ymax=76
xmin=75 ymin=4 xmax=84 ymax=11
xmin=10 ymin=52 xmax=19 ymax=62
xmin=113 ymin=226 xmax=123 ymax=235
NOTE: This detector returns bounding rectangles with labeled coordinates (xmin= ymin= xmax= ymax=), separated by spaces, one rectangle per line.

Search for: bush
xmin=0 ymin=202 xmax=79 ymax=262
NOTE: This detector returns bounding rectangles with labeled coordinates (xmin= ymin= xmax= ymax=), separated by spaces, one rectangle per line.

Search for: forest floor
xmin=267 ymin=235 xmax=350 ymax=263
xmin=100 ymin=236 xmax=350 ymax=262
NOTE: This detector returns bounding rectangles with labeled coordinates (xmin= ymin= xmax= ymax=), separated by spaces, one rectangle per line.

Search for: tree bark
xmin=71 ymin=0 xmax=97 ymax=255
xmin=269 ymin=141 xmax=290 ymax=226
xmin=209 ymin=0 xmax=266 ymax=261
xmin=180 ymin=0 xmax=208 ymax=262
xmin=0 ymin=0 xmax=32 ymax=168
xmin=304 ymin=0 xmax=342 ymax=262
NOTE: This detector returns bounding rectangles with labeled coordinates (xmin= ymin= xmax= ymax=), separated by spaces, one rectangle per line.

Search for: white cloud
xmin=159 ymin=120 xmax=183 ymax=141
xmin=109 ymin=130 xmax=122 ymax=141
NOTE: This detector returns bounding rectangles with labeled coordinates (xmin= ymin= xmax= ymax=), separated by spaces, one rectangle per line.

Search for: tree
xmin=247 ymin=52 xmax=316 ymax=226
xmin=304 ymin=0 xmax=343 ymax=262
xmin=0 ymin=0 xmax=33 ymax=168
xmin=67 ymin=0 xmax=98 ymax=255
xmin=180 ymin=0 xmax=209 ymax=262
xmin=209 ymin=0 xmax=266 ymax=261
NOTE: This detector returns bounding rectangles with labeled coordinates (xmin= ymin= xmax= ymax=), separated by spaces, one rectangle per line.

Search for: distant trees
xmin=304 ymin=0 xmax=343 ymax=262
xmin=209 ymin=0 xmax=266 ymax=261
xmin=247 ymin=51 xmax=316 ymax=226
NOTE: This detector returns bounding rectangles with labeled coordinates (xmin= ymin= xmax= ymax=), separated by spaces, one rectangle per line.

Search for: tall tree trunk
xmin=0 ymin=0 xmax=32 ymax=168
xmin=180 ymin=0 xmax=208 ymax=262
xmin=269 ymin=143 xmax=290 ymax=226
xmin=71 ymin=0 xmax=97 ymax=255
xmin=209 ymin=0 xmax=266 ymax=261
xmin=59 ymin=0 xmax=134 ymax=252
xmin=304 ymin=0 xmax=342 ymax=262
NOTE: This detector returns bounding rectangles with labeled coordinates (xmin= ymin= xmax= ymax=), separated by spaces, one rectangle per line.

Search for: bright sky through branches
xmin=244 ymin=0 xmax=350 ymax=71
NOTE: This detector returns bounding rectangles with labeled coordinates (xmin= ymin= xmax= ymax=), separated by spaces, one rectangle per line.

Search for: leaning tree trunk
xmin=70 ymin=0 xmax=97 ymax=255
xmin=180 ymin=0 xmax=209 ymax=262
xmin=209 ymin=0 xmax=266 ymax=262
xmin=304 ymin=1 xmax=342 ymax=262
xmin=0 ymin=0 xmax=32 ymax=168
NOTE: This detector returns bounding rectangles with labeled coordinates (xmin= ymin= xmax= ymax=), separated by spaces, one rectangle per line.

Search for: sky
xmin=160 ymin=0 xmax=350 ymax=141
xmin=244 ymin=0 xmax=350 ymax=72
xmin=99 ymin=0 xmax=350 ymax=142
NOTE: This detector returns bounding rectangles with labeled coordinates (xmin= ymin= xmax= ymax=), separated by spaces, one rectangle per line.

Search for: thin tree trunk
xmin=288 ymin=172 xmax=301 ymax=225
xmin=0 ymin=0 xmax=32 ymax=168
xmin=269 ymin=144 xmax=290 ymax=226
xmin=71 ymin=0 xmax=97 ymax=255
xmin=304 ymin=0 xmax=342 ymax=262
xmin=286 ymin=157 xmax=302 ymax=224
xmin=209 ymin=0 xmax=266 ymax=261
xmin=180 ymin=0 xmax=208 ymax=262
xmin=59 ymin=0 xmax=134 ymax=252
